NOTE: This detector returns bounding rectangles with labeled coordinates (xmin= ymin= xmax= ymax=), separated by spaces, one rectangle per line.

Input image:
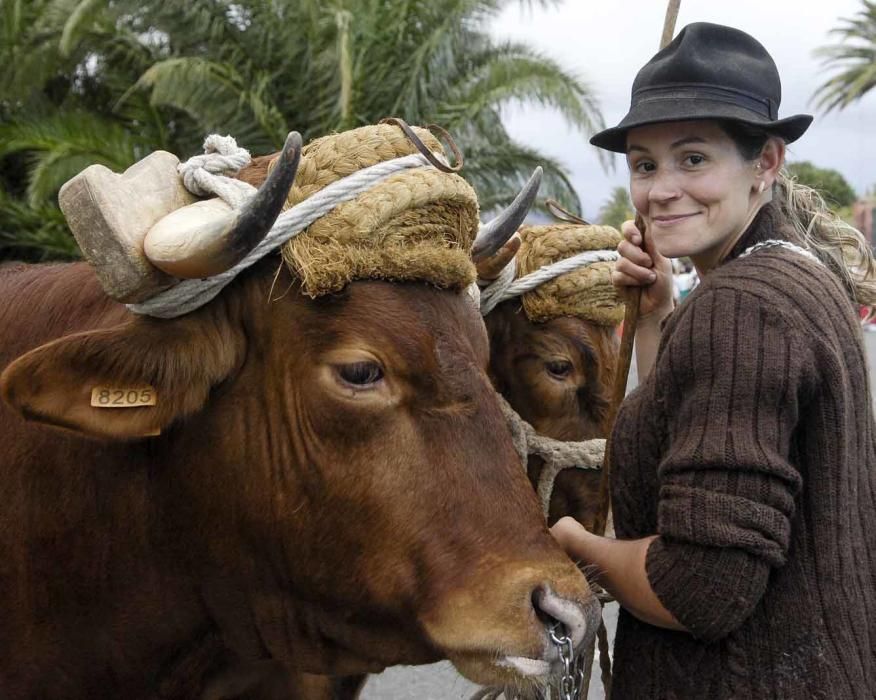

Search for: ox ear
xmin=0 ymin=314 xmax=244 ymax=440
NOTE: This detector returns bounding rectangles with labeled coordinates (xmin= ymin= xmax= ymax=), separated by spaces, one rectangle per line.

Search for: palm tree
xmin=598 ymin=186 xmax=633 ymax=230
xmin=812 ymin=0 xmax=876 ymax=113
xmin=0 ymin=0 xmax=606 ymax=260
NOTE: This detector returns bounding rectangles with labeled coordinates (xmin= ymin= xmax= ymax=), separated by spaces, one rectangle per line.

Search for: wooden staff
xmin=583 ymin=2 xmax=680 ymax=698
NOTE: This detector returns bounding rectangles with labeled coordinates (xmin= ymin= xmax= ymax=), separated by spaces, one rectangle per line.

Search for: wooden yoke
xmin=59 ymin=153 xmax=195 ymax=303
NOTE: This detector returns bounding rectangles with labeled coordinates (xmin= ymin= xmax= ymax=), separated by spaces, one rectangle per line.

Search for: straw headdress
xmin=516 ymin=223 xmax=624 ymax=325
xmin=277 ymin=123 xmax=480 ymax=297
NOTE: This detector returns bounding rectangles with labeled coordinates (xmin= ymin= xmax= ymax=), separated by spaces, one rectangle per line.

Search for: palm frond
xmin=812 ymin=1 xmax=876 ymax=113
xmin=120 ymin=56 xmax=287 ymax=149
xmin=813 ymin=63 xmax=876 ymax=112
xmin=439 ymin=42 xmax=604 ymax=135
xmin=463 ymin=139 xmax=580 ymax=213
xmin=0 ymin=188 xmax=80 ymax=261
xmin=0 ymin=112 xmax=146 ymax=204
xmin=59 ymin=0 xmax=106 ymax=57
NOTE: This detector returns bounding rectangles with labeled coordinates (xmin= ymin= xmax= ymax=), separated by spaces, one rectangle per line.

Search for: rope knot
xmin=496 ymin=394 xmax=605 ymax=518
xmin=177 ymin=134 xmax=256 ymax=208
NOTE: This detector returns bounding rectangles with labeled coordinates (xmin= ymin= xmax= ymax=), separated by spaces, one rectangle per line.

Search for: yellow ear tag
xmin=90 ymin=386 xmax=157 ymax=408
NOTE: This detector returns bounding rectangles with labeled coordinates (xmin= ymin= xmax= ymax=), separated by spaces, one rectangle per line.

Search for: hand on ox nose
xmin=612 ymin=219 xmax=673 ymax=322
xmin=549 ymin=517 xmax=687 ymax=633
xmin=550 ymin=516 xmax=599 ymax=566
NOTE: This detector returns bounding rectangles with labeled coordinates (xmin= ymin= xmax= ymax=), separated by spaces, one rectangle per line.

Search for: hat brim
xmin=590 ymin=98 xmax=813 ymax=153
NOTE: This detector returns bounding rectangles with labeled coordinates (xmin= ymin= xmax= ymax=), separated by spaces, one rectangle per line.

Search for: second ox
xmin=476 ymin=219 xmax=623 ymax=529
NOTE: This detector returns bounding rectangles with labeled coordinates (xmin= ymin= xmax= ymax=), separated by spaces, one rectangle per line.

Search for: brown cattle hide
xmin=0 ymin=259 xmax=598 ymax=698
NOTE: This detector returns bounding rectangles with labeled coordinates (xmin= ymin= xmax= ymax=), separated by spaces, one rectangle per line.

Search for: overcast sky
xmin=491 ymin=0 xmax=876 ymax=219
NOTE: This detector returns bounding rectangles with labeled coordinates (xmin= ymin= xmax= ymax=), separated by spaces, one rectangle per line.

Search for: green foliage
xmin=786 ymin=161 xmax=858 ymax=208
xmin=598 ymin=186 xmax=633 ymax=229
xmin=0 ymin=188 xmax=81 ymax=261
xmin=0 ymin=0 xmax=606 ymax=260
xmin=813 ymin=1 xmax=876 ymax=113
xmin=0 ymin=111 xmax=147 ymax=205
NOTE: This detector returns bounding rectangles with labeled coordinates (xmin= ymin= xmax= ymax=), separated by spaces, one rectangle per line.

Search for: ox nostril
xmin=531 ymin=585 xmax=595 ymax=652
xmin=498 ymin=585 xmax=600 ymax=679
xmin=531 ymin=587 xmax=556 ymax=627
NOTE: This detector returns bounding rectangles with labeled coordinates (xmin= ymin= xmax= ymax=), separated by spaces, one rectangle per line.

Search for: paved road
xmin=360 ymin=330 xmax=876 ymax=699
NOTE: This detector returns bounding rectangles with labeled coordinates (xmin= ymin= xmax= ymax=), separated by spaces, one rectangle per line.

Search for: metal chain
xmin=548 ymin=622 xmax=586 ymax=700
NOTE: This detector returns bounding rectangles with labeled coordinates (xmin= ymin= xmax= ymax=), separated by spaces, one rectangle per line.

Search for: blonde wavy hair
xmin=721 ymin=120 xmax=876 ymax=311
xmin=776 ymin=172 xmax=876 ymax=309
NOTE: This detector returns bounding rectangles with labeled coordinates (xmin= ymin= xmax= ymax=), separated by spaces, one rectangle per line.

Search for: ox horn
xmin=471 ymin=166 xmax=542 ymax=263
xmin=144 ymin=131 xmax=303 ymax=279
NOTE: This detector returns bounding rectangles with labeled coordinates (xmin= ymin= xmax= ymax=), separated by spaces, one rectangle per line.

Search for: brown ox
xmin=0 ymin=154 xmax=599 ymax=698
xmin=479 ymin=229 xmax=621 ymax=530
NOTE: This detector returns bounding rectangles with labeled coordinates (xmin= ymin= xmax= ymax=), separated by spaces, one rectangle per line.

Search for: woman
xmin=551 ymin=22 xmax=876 ymax=698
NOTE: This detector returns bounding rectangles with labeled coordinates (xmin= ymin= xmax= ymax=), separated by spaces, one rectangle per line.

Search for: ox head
xmin=0 ymin=131 xmax=599 ymax=688
xmin=479 ymin=223 xmax=622 ymax=528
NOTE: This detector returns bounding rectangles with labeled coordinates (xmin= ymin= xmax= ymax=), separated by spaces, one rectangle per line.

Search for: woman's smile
xmin=651 ymin=212 xmax=700 ymax=226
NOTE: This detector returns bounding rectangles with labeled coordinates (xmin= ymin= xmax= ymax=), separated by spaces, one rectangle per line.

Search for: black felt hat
xmin=590 ymin=22 xmax=813 ymax=153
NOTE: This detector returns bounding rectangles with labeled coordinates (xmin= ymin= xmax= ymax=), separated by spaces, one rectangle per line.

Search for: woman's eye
xmin=633 ymin=160 xmax=656 ymax=174
xmin=337 ymin=362 xmax=384 ymax=387
xmin=545 ymin=360 xmax=573 ymax=379
xmin=685 ymin=154 xmax=705 ymax=166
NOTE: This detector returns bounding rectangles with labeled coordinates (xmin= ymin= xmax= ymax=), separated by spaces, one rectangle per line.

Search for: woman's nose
xmin=648 ymin=170 xmax=682 ymax=203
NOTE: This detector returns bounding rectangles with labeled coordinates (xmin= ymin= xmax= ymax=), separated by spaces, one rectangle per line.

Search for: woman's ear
xmin=757 ymin=137 xmax=786 ymax=191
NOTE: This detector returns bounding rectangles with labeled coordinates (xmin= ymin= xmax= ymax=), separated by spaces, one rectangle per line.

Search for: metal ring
xmin=379 ymin=117 xmax=464 ymax=172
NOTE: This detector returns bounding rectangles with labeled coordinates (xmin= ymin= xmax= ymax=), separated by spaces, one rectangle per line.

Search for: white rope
xmin=497 ymin=394 xmax=604 ymax=519
xmin=479 ymin=249 xmax=619 ymax=316
xmin=128 ymin=153 xmax=434 ymax=318
xmin=738 ymin=239 xmax=825 ymax=267
xmin=178 ymin=134 xmax=255 ymax=209
xmin=478 ymin=256 xmax=517 ymax=315
xmin=465 ymin=282 xmax=481 ymax=310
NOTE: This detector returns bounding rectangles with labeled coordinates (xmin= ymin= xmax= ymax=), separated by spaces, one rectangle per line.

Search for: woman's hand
xmin=550 ymin=516 xmax=596 ymax=565
xmin=612 ymin=219 xmax=674 ymax=322
xmin=549 ymin=517 xmax=687 ymax=632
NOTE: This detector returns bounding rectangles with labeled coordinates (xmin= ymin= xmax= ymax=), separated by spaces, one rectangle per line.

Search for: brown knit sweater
xmin=610 ymin=203 xmax=876 ymax=699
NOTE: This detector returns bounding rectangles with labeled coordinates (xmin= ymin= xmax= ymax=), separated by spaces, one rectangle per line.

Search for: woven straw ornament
xmin=271 ymin=123 xmax=480 ymax=297
xmin=516 ymin=223 xmax=624 ymax=325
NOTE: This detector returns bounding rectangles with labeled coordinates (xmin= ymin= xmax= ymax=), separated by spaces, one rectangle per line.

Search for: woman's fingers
xmin=550 ymin=516 xmax=594 ymax=561
xmin=614 ymin=254 xmax=657 ymax=285
xmin=617 ymin=239 xmax=653 ymax=268
xmin=612 ymin=270 xmax=654 ymax=289
xmin=617 ymin=220 xmax=658 ymax=281
xmin=620 ymin=219 xmax=642 ymax=246
xmin=615 ymin=217 xmax=674 ymax=319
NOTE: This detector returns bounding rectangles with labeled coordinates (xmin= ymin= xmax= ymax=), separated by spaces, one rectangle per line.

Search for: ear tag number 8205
xmin=90 ymin=386 xmax=157 ymax=408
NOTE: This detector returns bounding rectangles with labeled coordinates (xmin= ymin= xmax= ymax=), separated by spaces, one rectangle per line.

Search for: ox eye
xmin=545 ymin=360 xmax=573 ymax=379
xmin=337 ymin=361 xmax=384 ymax=387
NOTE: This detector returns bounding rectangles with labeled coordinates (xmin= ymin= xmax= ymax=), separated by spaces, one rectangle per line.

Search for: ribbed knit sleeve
xmin=645 ymin=287 xmax=815 ymax=642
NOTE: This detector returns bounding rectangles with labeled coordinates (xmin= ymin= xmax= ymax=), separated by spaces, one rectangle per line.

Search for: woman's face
xmin=626 ymin=120 xmax=763 ymax=270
